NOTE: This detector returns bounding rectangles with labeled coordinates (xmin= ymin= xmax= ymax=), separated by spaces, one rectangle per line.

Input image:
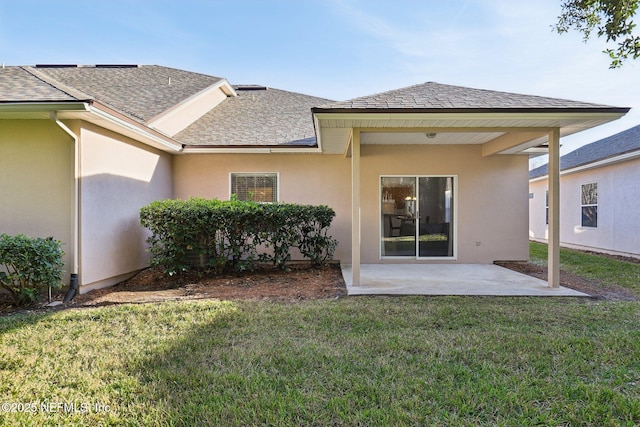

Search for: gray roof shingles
xmin=315 ymin=82 xmax=624 ymax=112
xmin=176 ymin=86 xmax=332 ymax=147
xmin=0 ymin=66 xmax=79 ymax=102
xmin=1 ymin=66 xmax=629 ymax=148
xmin=529 ymin=124 xmax=640 ymax=179
xmin=31 ymin=65 xmax=223 ymax=122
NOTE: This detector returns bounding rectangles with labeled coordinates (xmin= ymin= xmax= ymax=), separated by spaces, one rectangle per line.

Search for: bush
xmin=140 ymin=198 xmax=338 ymax=275
xmin=0 ymin=234 xmax=65 ymax=306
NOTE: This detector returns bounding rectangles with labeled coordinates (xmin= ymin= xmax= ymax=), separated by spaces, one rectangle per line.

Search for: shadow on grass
xmin=129 ymin=297 xmax=640 ymax=426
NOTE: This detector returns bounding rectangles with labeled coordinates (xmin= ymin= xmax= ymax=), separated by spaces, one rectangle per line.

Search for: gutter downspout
xmin=50 ymin=112 xmax=80 ymax=301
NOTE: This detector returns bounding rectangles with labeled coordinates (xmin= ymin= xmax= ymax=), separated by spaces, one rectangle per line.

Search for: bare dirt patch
xmin=497 ymin=261 xmax=637 ymax=301
xmin=67 ymin=263 xmax=347 ymax=308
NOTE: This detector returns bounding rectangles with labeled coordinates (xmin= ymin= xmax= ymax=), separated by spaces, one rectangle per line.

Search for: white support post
xmin=351 ymin=129 xmax=361 ymax=287
xmin=548 ymin=128 xmax=560 ymax=288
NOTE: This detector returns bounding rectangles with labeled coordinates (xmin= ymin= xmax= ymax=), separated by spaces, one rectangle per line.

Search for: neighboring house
xmin=529 ymin=125 xmax=640 ymax=258
xmin=0 ymin=65 xmax=629 ymax=293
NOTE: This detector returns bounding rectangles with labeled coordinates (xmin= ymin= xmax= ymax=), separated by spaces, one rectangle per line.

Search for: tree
xmin=555 ymin=0 xmax=640 ymax=67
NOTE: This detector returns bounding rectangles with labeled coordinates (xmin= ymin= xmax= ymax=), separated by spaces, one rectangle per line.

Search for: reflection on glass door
xmin=418 ymin=177 xmax=454 ymax=257
xmin=381 ymin=176 xmax=454 ymax=258
xmin=381 ymin=177 xmax=416 ymax=257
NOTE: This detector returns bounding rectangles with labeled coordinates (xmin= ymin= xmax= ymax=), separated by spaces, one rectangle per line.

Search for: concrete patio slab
xmin=341 ymin=264 xmax=589 ymax=297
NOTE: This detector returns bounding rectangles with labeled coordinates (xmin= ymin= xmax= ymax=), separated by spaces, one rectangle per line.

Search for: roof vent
xmin=35 ymin=64 xmax=79 ymax=68
xmin=35 ymin=64 xmax=139 ymax=69
xmin=94 ymin=64 xmax=139 ymax=68
xmin=235 ymin=85 xmax=268 ymax=91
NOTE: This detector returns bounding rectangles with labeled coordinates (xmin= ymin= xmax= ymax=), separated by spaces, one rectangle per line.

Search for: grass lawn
xmin=1 ymin=244 xmax=639 ymax=426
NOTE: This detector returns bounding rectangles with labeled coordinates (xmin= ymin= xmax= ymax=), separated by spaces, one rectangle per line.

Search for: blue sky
xmin=1 ymin=0 xmax=638 ymax=165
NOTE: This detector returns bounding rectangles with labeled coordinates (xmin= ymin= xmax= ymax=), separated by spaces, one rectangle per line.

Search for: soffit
xmin=315 ymin=111 xmax=626 ymax=155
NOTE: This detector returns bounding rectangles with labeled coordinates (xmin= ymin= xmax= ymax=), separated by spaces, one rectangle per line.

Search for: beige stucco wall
xmin=360 ymin=144 xmax=529 ymax=263
xmin=173 ymin=153 xmax=353 ymax=261
xmin=529 ymin=158 xmax=640 ymax=257
xmin=79 ymin=122 xmax=173 ymax=292
xmin=0 ymin=120 xmax=74 ymax=285
xmin=174 ymin=144 xmax=530 ymax=264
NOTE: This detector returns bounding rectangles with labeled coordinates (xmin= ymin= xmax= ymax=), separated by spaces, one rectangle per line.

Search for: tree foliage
xmin=555 ymin=0 xmax=640 ymax=67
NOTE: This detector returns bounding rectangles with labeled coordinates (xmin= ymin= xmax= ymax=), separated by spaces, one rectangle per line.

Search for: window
xmin=230 ymin=173 xmax=278 ymax=203
xmin=545 ymin=190 xmax=549 ymax=225
xmin=581 ymin=182 xmax=597 ymax=227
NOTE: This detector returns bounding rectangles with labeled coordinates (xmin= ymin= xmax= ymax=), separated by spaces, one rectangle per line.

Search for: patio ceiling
xmin=314 ymin=111 xmax=627 ymax=156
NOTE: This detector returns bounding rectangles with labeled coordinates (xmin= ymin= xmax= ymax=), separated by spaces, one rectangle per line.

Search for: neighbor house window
xmin=545 ymin=190 xmax=549 ymax=225
xmin=230 ymin=173 xmax=278 ymax=203
xmin=581 ymin=182 xmax=597 ymax=227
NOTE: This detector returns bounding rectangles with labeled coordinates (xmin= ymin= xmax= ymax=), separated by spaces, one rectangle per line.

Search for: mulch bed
xmin=2 ymin=250 xmax=638 ymax=315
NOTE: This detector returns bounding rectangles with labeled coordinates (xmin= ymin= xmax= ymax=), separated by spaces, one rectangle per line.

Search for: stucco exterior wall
xmin=174 ymin=144 xmax=530 ymax=264
xmin=360 ymin=144 xmax=529 ymax=264
xmin=173 ymin=153 xmax=353 ymax=262
xmin=529 ymin=158 xmax=640 ymax=257
xmin=0 ymin=120 xmax=74 ymax=284
xmin=528 ymin=180 xmax=548 ymax=240
xmin=79 ymin=122 xmax=173 ymax=292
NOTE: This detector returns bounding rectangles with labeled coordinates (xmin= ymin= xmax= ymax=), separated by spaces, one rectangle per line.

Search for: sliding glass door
xmin=381 ymin=176 xmax=455 ymax=258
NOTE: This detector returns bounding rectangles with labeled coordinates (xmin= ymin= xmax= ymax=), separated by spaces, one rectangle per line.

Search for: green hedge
xmin=0 ymin=234 xmax=65 ymax=306
xmin=140 ymin=198 xmax=338 ymax=275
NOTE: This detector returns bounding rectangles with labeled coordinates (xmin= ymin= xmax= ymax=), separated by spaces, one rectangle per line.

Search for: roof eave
xmin=86 ymin=102 xmax=183 ymax=153
xmin=311 ymin=107 xmax=631 ymax=115
xmin=0 ymin=101 xmax=91 ymax=112
xmin=181 ymin=145 xmax=321 ymax=154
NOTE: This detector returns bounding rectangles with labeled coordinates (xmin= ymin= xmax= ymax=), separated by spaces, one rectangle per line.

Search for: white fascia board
xmin=88 ymin=105 xmax=183 ymax=152
xmin=313 ymin=111 xmax=626 ymax=127
xmin=0 ymin=102 xmax=90 ymax=113
xmin=313 ymin=114 xmax=324 ymax=152
xmin=181 ymin=146 xmax=323 ymax=154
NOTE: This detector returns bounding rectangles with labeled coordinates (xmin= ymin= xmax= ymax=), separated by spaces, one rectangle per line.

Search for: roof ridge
xmin=20 ymin=66 xmax=94 ymax=102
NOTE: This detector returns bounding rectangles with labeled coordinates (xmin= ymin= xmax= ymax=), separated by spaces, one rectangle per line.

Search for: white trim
xmin=182 ymin=146 xmax=322 ymax=154
xmin=314 ymin=111 xmax=626 ymax=123
xmin=0 ymin=102 xmax=91 ymax=112
xmin=379 ymin=175 xmax=458 ymax=261
xmin=580 ymin=181 xmax=598 ymax=228
xmin=88 ymin=105 xmax=183 ymax=152
xmin=229 ymin=172 xmax=280 ymax=202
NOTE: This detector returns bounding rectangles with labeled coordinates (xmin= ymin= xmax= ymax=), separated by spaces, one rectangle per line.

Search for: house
xmin=0 ymin=64 xmax=629 ymax=294
xmin=529 ymin=124 xmax=640 ymax=258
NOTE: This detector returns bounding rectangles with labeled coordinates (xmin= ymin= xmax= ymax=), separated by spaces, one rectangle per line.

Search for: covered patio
xmin=313 ymin=82 xmax=629 ymax=290
xmin=341 ymin=264 xmax=589 ymax=297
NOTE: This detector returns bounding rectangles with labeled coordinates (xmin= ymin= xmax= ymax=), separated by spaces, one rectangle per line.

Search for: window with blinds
xmin=581 ymin=182 xmax=597 ymax=228
xmin=230 ymin=173 xmax=278 ymax=203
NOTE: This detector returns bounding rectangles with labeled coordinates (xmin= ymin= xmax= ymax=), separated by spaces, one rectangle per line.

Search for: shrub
xmin=0 ymin=234 xmax=65 ymax=306
xmin=140 ymin=198 xmax=337 ymax=275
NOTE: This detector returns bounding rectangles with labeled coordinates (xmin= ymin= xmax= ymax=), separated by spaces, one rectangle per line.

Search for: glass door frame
xmin=380 ymin=175 xmax=458 ymax=261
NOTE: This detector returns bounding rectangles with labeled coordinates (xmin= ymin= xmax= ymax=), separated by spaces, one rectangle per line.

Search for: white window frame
xmin=229 ymin=172 xmax=279 ymax=203
xmin=379 ymin=174 xmax=458 ymax=261
xmin=580 ymin=182 xmax=598 ymax=228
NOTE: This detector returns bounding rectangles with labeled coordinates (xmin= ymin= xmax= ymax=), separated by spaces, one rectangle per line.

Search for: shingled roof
xmin=0 ymin=66 xmax=81 ymax=102
xmin=529 ymin=124 xmax=640 ymax=179
xmin=28 ymin=65 xmax=224 ymax=123
xmin=314 ymin=82 xmax=624 ymax=113
xmin=176 ymin=85 xmax=332 ymax=147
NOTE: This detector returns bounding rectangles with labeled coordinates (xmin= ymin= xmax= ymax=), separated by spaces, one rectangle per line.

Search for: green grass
xmin=1 ymin=246 xmax=639 ymax=426
xmin=530 ymin=241 xmax=640 ymax=294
